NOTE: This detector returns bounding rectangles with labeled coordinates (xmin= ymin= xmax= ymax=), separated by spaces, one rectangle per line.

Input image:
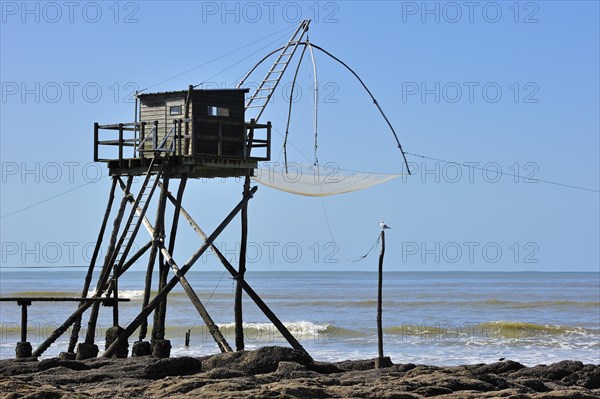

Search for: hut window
xmin=169 ymin=105 xmax=182 ymax=115
xmin=208 ymin=106 xmax=230 ymax=117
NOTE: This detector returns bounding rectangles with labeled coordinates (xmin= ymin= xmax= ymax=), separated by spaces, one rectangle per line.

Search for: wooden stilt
xmin=68 ymin=177 xmax=117 ymax=352
xmin=150 ymin=170 xmax=170 ymax=342
xmin=155 ymin=176 xmax=186 ymax=341
xmin=235 ymin=176 xmax=251 ymax=350
xmin=112 ymin=268 xmax=119 ymax=327
xmin=103 ymin=186 xmax=257 ymax=357
xmin=85 ymin=176 xmax=133 ymax=346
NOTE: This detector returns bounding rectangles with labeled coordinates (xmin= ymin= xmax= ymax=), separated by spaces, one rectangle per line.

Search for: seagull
xmin=380 ymin=221 xmax=391 ymax=230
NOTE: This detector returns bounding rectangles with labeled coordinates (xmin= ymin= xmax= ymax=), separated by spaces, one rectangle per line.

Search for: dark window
xmin=208 ymin=106 xmax=230 ymax=117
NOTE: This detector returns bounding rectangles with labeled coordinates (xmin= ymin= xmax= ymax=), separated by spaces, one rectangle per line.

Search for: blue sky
xmin=0 ymin=1 xmax=598 ymax=272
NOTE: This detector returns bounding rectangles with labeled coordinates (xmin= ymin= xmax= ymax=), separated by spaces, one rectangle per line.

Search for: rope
xmin=189 ymin=270 xmax=228 ymax=332
xmin=193 ymin=30 xmax=296 ymax=90
xmin=138 ymin=25 xmax=296 ymax=93
xmin=308 ymin=40 xmax=319 ymax=166
xmin=406 ymin=152 xmax=600 ymax=194
xmin=235 ymin=41 xmax=412 ymax=173
xmin=314 ymin=161 xmax=381 ymax=263
xmin=283 ymin=42 xmax=309 ymax=173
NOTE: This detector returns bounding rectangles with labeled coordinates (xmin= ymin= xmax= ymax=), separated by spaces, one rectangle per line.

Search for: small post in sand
xmin=376 ymin=228 xmax=393 ymax=368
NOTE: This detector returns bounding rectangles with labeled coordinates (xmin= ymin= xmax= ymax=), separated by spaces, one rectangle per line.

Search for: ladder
xmin=105 ymin=157 xmax=165 ymax=286
xmin=241 ymin=20 xmax=311 ymax=123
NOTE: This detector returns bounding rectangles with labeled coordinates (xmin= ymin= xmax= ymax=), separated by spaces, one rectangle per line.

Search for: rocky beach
xmin=1 ymin=347 xmax=598 ymax=398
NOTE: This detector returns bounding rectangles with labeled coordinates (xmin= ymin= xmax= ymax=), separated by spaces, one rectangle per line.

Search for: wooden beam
xmin=150 ymin=170 xmax=171 ymax=342
xmin=235 ymin=176 xmax=251 ymax=350
xmin=84 ymin=176 xmax=133 ymax=346
xmin=69 ymin=176 xmax=117 ymax=353
xmin=154 ymin=176 xmax=186 ymax=340
xmin=377 ymin=230 xmax=385 ymax=361
xmin=0 ymin=298 xmax=129 ymax=303
xmin=102 ymin=186 xmax=257 ymax=358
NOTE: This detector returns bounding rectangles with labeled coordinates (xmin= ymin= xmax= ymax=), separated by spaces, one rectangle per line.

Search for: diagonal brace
xmin=103 ymin=186 xmax=257 ymax=357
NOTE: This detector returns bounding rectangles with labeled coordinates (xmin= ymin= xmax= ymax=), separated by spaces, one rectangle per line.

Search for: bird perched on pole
xmin=380 ymin=221 xmax=391 ymax=230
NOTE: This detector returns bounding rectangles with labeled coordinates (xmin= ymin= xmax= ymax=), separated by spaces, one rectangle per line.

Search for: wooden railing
xmin=94 ymin=118 xmax=271 ymax=166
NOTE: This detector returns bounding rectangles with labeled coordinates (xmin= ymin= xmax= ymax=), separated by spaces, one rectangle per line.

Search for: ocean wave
xmin=161 ymin=321 xmax=362 ymax=340
xmin=384 ymin=321 xmax=599 ymax=339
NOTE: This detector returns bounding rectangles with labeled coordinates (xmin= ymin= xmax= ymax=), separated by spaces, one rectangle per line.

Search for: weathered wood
xmin=138 ymin=167 xmax=168 ymax=339
xmin=85 ymin=176 xmax=133 ymax=346
xmin=114 ymin=240 xmax=153 ymax=279
xmin=31 ymin=291 xmax=130 ymax=356
xmin=377 ymin=230 xmax=385 ymax=361
xmin=69 ymin=176 xmax=117 ymax=353
xmin=150 ymin=170 xmax=171 ymax=342
xmin=0 ymin=298 xmax=129 ymax=303
xmin=102 ymin=186 xmax=257 ymax=358
xmin=112 ymin=264 xmax=119 ymax=327
xmin=156 ymin=176 xmax=187 ymax=340
xmin=235 ymin=175 xmax=251 ymax=350
xmin=20 ymin=301 xmax=29 ymax=343
xmin=112 ymin=158 xmax=166 ymax=273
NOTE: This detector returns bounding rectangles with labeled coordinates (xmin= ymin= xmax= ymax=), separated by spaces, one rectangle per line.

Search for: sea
xmin=0 ymin=271 xmax=598 ymax=366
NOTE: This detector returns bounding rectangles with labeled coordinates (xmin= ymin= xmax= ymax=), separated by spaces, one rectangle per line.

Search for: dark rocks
xmin=413 ymin=385 xmax=454 ymax=396
xmin=58 ymin=352 xmax=76 ymax=360
xmin=201 ymin=346 xmax=313 ymax=375
xmin=151 ymin=339 xmax=171 ymax=358
xmin=336 ymin=358 xmax=377 ymax=371
xmin=105 ymin=326 xmax=128 ymax=359
xmin=143 ymin=356 xmax=202 ymax=379
xmin=38 ymin=358 xmax=91 ymax=371
xmin=201 ymin=367 xmax=249 ymax=379
xmin=376 ymin=356 xmax=394 ymax=369
xmin=472 ymin=360 xmax=526 ymax=375
xmin=132 ymin=340 xmax=152 ymax=357
xmin=0 ymin=348 xmax=598 ymax=399
xmin=15 ymin=342 xmax=32 ymax=359
xmin=76 ymin=343 xmax=98 ymax=360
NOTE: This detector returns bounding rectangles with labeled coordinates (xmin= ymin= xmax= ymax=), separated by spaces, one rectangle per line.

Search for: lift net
xmin=252 ymin=162 xmax=403 ymax=197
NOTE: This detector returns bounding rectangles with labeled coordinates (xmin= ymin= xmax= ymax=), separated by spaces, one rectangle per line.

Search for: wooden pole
xmin=112 ymin=265 xmax=119 ymax=327
xmin=376 ymin=229 xmax=389 ymax=368
xmin=20 ymin=301 xmax=30 ymax=343
xmin=102 ymin=186 xmax=257 ymax=358
xmin=157 ymin=176 xmax=186 ymax=337
xmin=68 ymin=177 xmax=117 ymax=352
xmin=235 ymin=176 xmax=251 ymax=351
xmin=134 ymin=162 xmax=168 ymax=341
xmin=150 ymin=170 xmax=171 ymax=342
xmin=85 ymin=176 xmax=133 ymax=346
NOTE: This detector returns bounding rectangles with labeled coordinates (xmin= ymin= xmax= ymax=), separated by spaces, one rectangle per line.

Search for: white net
xmin=252 ymin=162 xmax=403 ymax=197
